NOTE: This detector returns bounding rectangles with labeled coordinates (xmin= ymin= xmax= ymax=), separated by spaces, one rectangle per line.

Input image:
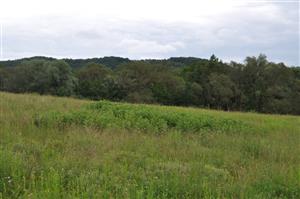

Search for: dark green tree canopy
xmin=0 ymin=54 xmax=299 ymax=115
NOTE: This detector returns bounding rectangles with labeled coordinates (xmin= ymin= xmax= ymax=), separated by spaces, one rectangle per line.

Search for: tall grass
xmin=0 ymin=92 xmax=299 ymax=198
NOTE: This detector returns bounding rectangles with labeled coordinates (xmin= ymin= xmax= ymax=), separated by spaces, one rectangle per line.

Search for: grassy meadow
xmin=0 ymin=92 xmax=299 ymax=198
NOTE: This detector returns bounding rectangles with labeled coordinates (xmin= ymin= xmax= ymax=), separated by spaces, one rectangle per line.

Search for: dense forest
xmin=0 ymin=54 xmax=299 ymax=115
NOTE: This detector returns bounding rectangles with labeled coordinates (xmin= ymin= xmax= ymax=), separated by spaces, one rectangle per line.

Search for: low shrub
xmin=35 ymin=101 xmax=251 ymax=134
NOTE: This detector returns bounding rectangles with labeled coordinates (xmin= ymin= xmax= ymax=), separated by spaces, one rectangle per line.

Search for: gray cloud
xmin=1 ymin=1 xmax=299 ymax=65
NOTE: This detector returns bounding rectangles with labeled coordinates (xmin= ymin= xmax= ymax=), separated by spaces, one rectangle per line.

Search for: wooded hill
xmin=0 ymin=54 xmax=299 ymax=115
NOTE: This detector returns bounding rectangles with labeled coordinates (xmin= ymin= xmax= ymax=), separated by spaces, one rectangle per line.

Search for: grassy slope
xmin=0 ymin=92 xmax=299 ymax=198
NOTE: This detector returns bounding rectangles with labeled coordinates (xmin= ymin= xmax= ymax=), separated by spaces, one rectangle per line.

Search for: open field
xmin=0 ymin=92 xmax=299 ymax=198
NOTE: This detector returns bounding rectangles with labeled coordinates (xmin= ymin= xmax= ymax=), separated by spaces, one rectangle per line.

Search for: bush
xmin=35 ymin=101 xmax=251 ymax=134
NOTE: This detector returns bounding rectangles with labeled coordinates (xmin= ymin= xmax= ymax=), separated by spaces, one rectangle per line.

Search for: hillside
xmin=0 ymin=92 xmax=299 ymax=198
xmin=0 ymin=56 xmax=202 ymax=69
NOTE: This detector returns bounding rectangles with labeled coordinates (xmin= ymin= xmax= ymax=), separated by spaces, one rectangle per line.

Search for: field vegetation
xmin=0 ymin=92 xmax=299 ymax=198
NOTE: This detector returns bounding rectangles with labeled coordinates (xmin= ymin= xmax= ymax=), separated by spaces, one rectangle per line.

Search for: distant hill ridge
xmin=0 ymin=56 xmax=206 ymax=69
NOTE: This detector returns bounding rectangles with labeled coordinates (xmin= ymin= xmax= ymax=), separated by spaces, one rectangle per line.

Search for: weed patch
xmin=35 ymin=101 xmax=251 ymax=133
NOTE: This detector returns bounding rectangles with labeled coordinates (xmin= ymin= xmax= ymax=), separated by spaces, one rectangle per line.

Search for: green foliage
xmin=0 ymin=54 xmax=300 ymax=115
xmin=0 ymin=59 xmax=76 ymax=96
xmin=116 ymin=61 xmax=166 ymax=103
xmin=35 ymin=101 xmax=250 ymax=134
xmin=208 ymin=73 xmax=238 ymax=110
xmin=76 ymin=63 xmax=120 ymax=100
xmin=1 ymin=92 xmax=300 ymax=198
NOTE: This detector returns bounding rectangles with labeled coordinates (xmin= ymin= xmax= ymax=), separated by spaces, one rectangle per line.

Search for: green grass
xmin=0 ymin=92 xmax=299 ymax=198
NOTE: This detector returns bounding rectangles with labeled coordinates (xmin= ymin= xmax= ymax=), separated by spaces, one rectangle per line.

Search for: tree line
xmin=0 ymin=54 xmax=299 ymax=115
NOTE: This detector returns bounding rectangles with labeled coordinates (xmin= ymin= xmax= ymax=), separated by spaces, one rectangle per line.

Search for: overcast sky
xmin=0 ymin=0 xmax=299 ymax=65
